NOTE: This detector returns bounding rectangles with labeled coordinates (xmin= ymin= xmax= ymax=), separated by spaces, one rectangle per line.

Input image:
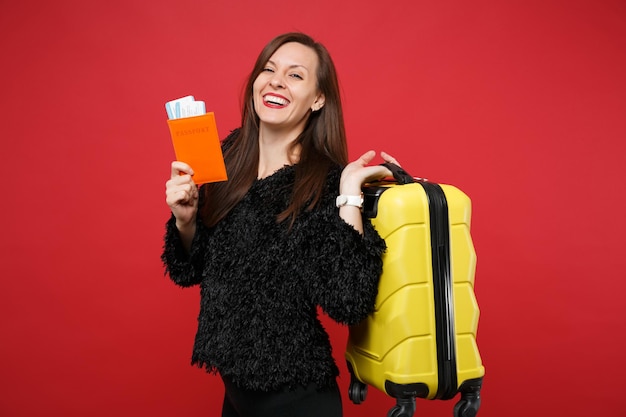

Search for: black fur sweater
xmin=162 ymin=162 xmax=386 ymax=392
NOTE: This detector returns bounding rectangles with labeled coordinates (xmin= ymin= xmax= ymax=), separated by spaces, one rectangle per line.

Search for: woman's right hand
xmin=165 ymin=161 xmax=199 ymax=230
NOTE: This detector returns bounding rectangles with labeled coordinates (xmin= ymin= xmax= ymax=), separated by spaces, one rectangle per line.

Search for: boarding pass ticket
xmin=165 ymin=95 xmax=206 ymax=119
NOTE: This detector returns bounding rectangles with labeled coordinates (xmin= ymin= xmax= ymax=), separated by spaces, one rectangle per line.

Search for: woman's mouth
xmin=263 ymin=94 xmax=290 ymax=108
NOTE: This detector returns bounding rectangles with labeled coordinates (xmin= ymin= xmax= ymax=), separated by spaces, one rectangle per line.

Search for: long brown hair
xmin=201 ymin=32 xmax=348 ymax=228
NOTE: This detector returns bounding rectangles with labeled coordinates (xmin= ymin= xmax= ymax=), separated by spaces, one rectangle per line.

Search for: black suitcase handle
xmin=381 ymin=162 xmax=416 ymax=184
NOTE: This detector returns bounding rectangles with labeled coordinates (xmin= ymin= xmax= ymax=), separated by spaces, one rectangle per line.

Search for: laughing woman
xmin=162 ymin=32 xmax=400 ymax=417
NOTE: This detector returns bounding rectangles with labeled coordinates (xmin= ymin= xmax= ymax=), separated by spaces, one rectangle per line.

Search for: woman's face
xmin=253 ymin=42 xmax=325 ymax=136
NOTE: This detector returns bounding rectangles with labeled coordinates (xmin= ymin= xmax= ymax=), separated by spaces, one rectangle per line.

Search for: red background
xmin=1 ymin=1 xmax=625 ymax=416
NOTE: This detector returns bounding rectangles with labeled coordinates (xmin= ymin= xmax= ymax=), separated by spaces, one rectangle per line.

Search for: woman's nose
xmin=269 ymin=74 xmax=284 ymax=88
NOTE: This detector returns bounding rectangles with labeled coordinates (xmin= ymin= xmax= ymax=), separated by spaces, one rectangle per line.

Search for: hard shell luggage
xmin=345 ymin=163 xmax=484 ymax=417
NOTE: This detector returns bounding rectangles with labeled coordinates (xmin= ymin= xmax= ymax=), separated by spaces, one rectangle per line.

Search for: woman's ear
xmin=311 ymin=94 xmax=325 ymax=112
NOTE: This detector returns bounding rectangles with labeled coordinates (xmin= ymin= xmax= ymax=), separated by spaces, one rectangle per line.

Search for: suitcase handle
xmin=381 ymin=162 xmax=416 ymax=184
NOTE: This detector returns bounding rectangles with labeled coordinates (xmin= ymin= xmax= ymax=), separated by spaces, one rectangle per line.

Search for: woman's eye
xmin=262 ymin=67 xmax=274 ymax=73
xmin=290 ymin=73 xmax=303 ymax=80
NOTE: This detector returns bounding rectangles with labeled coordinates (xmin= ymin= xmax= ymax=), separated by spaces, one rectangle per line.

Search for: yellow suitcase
xmin=345 ymin=164 xmax=484 ymax=417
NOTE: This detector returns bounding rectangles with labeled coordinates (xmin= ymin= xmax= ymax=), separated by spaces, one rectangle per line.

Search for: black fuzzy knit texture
xmin=162 ymin=161 xmax=386 ymax=392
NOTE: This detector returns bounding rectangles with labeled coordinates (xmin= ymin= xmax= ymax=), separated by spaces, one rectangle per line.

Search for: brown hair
xmin=201 ymin=32 xmax=348 ymax=228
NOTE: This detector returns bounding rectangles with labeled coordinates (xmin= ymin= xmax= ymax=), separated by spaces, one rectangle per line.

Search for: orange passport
xmin=166 ymin=112 xmax=228 ymax=184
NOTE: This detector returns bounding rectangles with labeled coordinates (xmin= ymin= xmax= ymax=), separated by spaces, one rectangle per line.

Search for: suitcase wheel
xmin=453 ymin=394 xmax=481 ymax=417
xmin=387 ymin=398 xmax=416 ymax=417
xmin=348 ymin=378 xmax=368 ymax=404
xmin=455 ymin=377 xmax=482 ymax=417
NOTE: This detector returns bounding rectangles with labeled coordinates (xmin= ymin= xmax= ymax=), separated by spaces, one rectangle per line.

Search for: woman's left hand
xmin=339 ymin=150 xmax=400 ymax=195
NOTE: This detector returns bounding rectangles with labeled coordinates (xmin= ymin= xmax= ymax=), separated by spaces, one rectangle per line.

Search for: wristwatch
xmin=336 ymin=193 xmax=364 ymax=208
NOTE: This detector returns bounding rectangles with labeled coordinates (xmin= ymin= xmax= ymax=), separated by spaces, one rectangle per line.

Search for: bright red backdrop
xmin=1 ymin=1 xmax=625 ymax=416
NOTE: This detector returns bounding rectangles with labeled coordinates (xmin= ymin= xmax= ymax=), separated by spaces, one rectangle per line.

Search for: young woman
xmin=162 ymin=32 xmax=400 ymax=417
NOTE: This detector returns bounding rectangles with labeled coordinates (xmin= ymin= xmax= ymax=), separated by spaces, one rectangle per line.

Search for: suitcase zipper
xmin=420 ymin=182 xmax=458 ymax=400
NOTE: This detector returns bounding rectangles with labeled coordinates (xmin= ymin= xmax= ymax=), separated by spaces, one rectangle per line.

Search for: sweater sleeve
xmin=161 ymin=214 xmax=210 ymax=287
xmin=299 ymin=169 xmax=386 ymax=326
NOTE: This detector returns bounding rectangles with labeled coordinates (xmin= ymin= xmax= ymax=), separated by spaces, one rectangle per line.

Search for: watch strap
xmin=336 ymin=194 xmax=364 ymax=208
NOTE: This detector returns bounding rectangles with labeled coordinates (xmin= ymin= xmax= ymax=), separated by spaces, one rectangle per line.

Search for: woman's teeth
xmin=265 ymin=96 xmax=289 ymax=106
